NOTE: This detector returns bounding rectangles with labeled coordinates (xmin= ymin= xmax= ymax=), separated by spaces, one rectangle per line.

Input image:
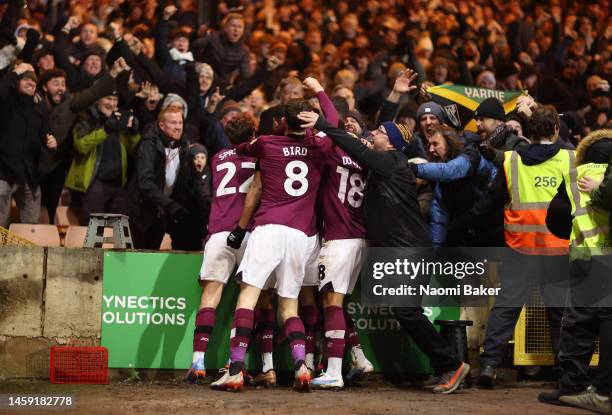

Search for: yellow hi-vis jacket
xmin=563 ymin=162 xmax=612 ymax=261
xmin=503 ymin=148 xmax=573 ymax=254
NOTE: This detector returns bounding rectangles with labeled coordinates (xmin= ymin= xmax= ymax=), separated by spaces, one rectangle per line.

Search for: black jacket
xmin=189 ymin=64 xmax=270 ymax=129
xmin=53 ymin=30 xmax=102 ymax=92
xmin=315 ymin=117 xmax=431 ymax=247
xmin=153 ymin=18 xmax=189 ymax=85
xmin=127 ymin=126 xmax=209 ymax=238
xmin=0 ymin=72 xmax=50 ymax=187
xmin=192 ymin=31 xmax=251 ymax=86
xmin=39 ymin=72 xmax=117 ymax=175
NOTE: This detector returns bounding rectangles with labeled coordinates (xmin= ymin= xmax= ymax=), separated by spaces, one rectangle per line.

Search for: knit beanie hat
xmin=576 ymin=129 xmax=612 ymax=165
xmin=219 ymin=100 xmax=241 ymax=119
xmin=196 ymin=62 xmax=214 ymax=79
xmin=347 ymin=110 xmax=365 ymax=129
xmin=416 ymin=101 xmax=445 ymax=122
xmin=382 ymin=121 xmax=412 ymax=152
xmin=161 ymin=93 xmax=189 ymax=119
xmin=18 ymin=70 xmax=37 ymax=82
xmin=474 ymin=97 xmax=506 ymax=121
xmin=80 ymin=45 xmax=106 ymax=63
xmin=189 ymin=143 xmax=208 ymax=158
xmin=397 ymin=102 xmax=418 ymax=121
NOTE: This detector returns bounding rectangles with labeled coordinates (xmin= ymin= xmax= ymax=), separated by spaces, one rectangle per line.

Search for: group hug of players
xmin=183 ymin=76 xmax=465 ymax=393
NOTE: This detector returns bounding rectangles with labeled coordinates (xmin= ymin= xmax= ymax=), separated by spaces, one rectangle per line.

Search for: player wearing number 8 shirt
xmin=211 ymin=99 xmax=331 ymax=392
xmin=185 ymin=115 xmax=256 ymax=384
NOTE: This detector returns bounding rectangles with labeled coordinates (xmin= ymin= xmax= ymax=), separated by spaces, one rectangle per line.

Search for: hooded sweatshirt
xmin=161 ymin=93 xmax=189 ymax=119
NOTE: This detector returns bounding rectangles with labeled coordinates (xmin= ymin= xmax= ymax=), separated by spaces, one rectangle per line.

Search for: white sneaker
xmin=346 ymin=347 xmax=374 ymax=383
xmin=210 ymin=369 xmax=243 ymax=392
xmin=312 ymin=372 xmax=344 ymax=390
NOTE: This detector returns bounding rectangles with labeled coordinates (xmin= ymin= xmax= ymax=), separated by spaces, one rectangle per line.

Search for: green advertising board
xmin=101 ymin=251 xmax=202 ymax=369
xmin=101 ymin=251 xmax=458 ymax=374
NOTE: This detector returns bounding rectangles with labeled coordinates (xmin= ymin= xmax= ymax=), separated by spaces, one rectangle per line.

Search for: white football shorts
xmin=199 ymin=231 xmax=249 ymax=283
xmin=318 ymin=238 xmax=367 ymax=294
xmin=237 ymin=224 xmax=316 ymax=298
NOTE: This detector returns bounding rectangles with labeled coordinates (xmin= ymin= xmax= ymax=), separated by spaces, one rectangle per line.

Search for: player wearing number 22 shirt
xmin=186 ymin=115 xmax=258 ymax=385
xmin=199 ymin=147 xmax=256 ymax=286
xmin=208 ymin=149 xmax=255 ymax=235
xmin=198 ymin=145 xmax=256 ymax=287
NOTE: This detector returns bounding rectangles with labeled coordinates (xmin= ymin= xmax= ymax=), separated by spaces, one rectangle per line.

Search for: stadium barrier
xmin=7 ymin=246 xmax=594 ymax=379
xmin=1 ymin=247 xmax=461 ymax=378
xmin=513 ymin=290 xmax=599 ymax=366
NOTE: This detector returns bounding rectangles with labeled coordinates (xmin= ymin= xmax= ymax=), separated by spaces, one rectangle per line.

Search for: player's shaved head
xmin=284 ymin=99 xmax=313 ymax=132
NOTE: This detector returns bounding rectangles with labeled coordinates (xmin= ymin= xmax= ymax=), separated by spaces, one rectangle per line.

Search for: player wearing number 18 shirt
xmin=185 ymin=115 xmax=257 ymax=384
xmin=211 ymin=99 xmax=331 ymax=392
xmin=311 ymin=133 xmax=374 ymax=390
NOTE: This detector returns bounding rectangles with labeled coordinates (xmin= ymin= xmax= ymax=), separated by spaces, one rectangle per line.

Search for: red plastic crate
xmin=50 ymin=346 xmax=108 ymax=384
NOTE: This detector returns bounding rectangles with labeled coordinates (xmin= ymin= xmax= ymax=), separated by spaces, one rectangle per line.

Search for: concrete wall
xmin=0 ymin=247 xmax=45 ymax=338
xmin=0 ymin=247 xmax=103 ymax=379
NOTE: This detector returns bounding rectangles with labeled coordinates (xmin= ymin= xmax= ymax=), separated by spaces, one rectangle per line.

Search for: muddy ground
xmin=0 ymin=377 xmax=590 ymax=415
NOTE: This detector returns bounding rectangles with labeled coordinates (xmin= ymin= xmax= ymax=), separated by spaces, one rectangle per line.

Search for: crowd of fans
xmin=0 ymin=0 xmax=610 ymax=249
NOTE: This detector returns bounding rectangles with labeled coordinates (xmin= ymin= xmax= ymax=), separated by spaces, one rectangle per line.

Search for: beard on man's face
xmin=50 ymin=91 xmax=65 ymax=104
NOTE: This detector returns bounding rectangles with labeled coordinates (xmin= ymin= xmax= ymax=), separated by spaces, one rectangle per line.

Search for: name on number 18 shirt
xmin=318 ymin=143 xmax=367 ymax=240
xmin=237 ymin=134 xmax=331 ymax=236
xmin=207 ymin=147 xmax=256 ymax=235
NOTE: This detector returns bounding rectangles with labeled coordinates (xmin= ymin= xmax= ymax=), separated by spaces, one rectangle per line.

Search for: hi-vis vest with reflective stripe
xmin=503 ymin=149 xmax=573 ymax=254
xmin=563 ymin=163 xmax=611 ymax=261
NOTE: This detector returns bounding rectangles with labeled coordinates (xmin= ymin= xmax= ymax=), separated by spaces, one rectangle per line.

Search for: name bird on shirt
xmin=283 ymin=146 xmax=308 ymax=156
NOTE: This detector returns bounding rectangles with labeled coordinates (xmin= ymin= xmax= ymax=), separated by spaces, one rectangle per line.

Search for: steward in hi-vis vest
xmin=563 ymin=162 xmax=611 ymax=261
xmin=544 ymin=129 xmax=612 ymax=410
xmin=461 ymin=106 xmax=570 ymax=389
xmin=502 ymin=147 xmax=573 ymax=254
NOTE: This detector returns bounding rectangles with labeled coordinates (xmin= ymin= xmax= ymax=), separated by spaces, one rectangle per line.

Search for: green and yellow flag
xmin=426 ymin=85 xmax=524 ymax=131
